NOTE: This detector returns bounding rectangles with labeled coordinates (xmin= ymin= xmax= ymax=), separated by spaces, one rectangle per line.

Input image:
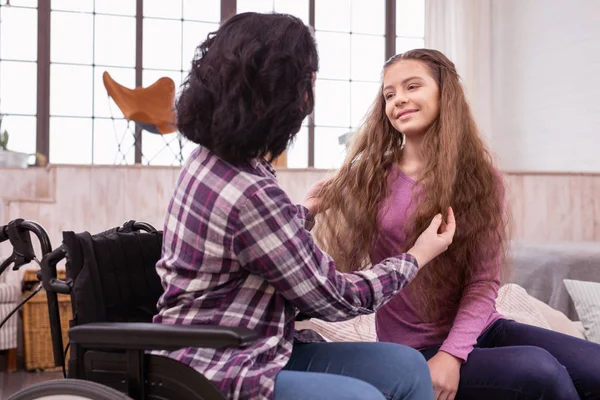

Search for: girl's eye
xmin=407 ymin=84 xmax=419 ymax=90
xmin=385 ymin=93 xmax=394 ymax=100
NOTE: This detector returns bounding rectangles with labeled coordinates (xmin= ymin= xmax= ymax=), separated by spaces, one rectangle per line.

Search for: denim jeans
xmin=421 ymin=319 xmax=600 ymax=400
xmin=274 ymin=341 xmax=434 ymax=400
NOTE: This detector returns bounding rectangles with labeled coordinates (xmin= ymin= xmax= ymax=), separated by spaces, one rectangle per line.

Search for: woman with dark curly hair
xmin=153 ymin=12 xmax=452 ymax=400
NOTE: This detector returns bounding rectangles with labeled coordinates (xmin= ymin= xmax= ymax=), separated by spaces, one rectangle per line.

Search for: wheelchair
xmin=0 ymin=218 xmax=259 ymax=400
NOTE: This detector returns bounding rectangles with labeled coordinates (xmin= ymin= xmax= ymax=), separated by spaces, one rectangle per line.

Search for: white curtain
xmin=425 ymin=0 xmax=494 ymax=144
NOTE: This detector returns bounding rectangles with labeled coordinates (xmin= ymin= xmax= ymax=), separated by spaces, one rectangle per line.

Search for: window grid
xmin=0 ymin=3 xmax=39 ymax=155
xmin=48 ymin=1 xmax=139 ymax=164
xmin=140 ymin=0 xmax=220 ymax=166
xmin=313 ymin=0 xmax=385 ymax=169
xmin=3 ymin=0 xmax=424 ymax=168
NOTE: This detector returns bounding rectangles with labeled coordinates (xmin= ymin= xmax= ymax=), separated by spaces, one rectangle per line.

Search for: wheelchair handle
xmin=0 ymin=218 xmax=65 ymax=368
xmin=0 ymin=218 xmax=52 ymax=275
xmin=0 ymin=225 xmax=8 ymax=243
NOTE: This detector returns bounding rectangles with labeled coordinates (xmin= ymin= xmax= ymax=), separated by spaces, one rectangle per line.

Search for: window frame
xmin=13 ymin=0 xmax=422 ymax=167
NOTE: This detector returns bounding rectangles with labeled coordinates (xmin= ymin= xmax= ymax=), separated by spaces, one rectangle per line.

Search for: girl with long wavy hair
xmin=313 ymin=49 xmax=600 ymax=400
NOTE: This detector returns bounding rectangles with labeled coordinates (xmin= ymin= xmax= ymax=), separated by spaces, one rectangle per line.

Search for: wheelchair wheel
xmin=7 ymin=379 xmax=133 ymax=400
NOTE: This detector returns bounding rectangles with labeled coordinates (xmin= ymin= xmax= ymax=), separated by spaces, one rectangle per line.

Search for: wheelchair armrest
xmin=68 ymin=322 xmax=260 ymax=351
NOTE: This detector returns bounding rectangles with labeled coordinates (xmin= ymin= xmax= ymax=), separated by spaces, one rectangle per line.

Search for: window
xmin=1 ymin=0 xmax=426 ymax=168
xmin=0 ymin=1 xmax=38 ymax=155
xmin=314 ymin=0 xmax=385 ymax=169
xmin=141 ymin=0 xmax=220 ymax=165
xmin=49 ymin=0 xmax=136 ymax=164
xmin=396 ymin=0 xmax=425 ymax=54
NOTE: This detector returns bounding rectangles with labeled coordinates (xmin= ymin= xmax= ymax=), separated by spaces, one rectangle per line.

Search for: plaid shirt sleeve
xmin=233 ymin=183 xmax=419 ymax=322
xmin=294 ymin=204 xmax=315 ymax=231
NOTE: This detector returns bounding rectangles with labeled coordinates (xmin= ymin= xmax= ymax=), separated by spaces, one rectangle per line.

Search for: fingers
xmin=438 ymin=391 xmax=452 ymax=400
xmin=448 ymin=391 xmax=457 ymax=400
xmin=434 ymin=388 xmax=443 ymax=400
xmin=427 ymin=214 xmax=443 ymax=232
xmin=446 ymin=207 xmax=456 ymax=232
xmin=440 ymin=207 xmax=456 ymax=238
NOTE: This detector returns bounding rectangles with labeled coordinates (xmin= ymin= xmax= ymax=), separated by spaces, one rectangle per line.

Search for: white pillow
xmin=295 ymin=314 xmax=377 ymax=343
xmin=528 ymin=294 xmax=586 ymax=340
xmin=496 ymin=284 xmax=551 ymax=330
xmin=563 ymin=279 xmax=600 ymax=344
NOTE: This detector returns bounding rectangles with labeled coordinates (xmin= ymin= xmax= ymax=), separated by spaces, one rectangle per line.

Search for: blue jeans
xmin=274 ymin=342 xmax=434 ymax=400
xmin=421 ymin=319 xmax=600 ymax=400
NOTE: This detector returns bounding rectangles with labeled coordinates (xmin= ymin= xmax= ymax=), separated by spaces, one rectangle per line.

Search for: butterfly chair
xmin=0 ymin=219 xmax=258 ymax=400
xmin=103 ymin=72 xmax=187 ymax=165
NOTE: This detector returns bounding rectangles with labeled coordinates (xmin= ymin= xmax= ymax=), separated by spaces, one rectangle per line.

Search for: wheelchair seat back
xmin=63 ymin=227 xmax=164 ymax=327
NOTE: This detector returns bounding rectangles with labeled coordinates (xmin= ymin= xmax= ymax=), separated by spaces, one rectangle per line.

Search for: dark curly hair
xmin=177 ymin=12 xmax=319 ymax=164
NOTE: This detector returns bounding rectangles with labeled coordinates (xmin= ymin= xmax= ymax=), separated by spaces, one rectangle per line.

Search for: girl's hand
xmin=428 ymin=351 xmax=461 ymax=400
xmin=408 ymin=207 xmax=456 ymax=268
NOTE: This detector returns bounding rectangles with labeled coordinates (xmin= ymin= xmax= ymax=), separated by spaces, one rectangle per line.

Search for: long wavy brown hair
xmin=313 ymin=49 xmax=511 ymax=322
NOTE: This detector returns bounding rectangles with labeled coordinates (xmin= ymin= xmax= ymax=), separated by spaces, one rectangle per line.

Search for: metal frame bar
xmin=308 ymin=0 xmax=316 ymax=167
xmin=30 ymin=0 xmax=399 ymax=167
xmin=134 ymin=0 xmax=143 ymax=164
xmin=36 ymin=0 xmax=51 ymax=163
xmin=385 ymin=0 xmax=396 ymax=61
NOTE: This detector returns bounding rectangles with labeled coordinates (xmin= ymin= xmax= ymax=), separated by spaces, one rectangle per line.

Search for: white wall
xmin=491 ymin=0 xmax=600 ymax=172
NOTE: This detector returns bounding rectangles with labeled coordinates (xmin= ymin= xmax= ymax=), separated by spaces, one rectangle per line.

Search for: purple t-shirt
xmin=370 ymin=165 xmax=503 ymax=361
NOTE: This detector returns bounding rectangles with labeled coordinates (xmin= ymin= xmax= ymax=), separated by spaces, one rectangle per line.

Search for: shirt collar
xmin=250 ymin=157 xmax=277 ymax=179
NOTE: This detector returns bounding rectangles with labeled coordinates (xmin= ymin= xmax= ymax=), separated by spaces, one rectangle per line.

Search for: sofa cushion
xmin=296 ymin=283 xmax=586 ymax=343
xmin=564 ymin=279 xmax=600 ymax=344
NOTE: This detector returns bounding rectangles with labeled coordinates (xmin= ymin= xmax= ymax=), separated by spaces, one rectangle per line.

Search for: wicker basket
xmin=22 ymin=269 xmax=72 ymax=371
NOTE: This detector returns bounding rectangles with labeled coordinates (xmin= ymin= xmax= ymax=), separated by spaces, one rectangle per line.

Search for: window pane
xmin=95 ymin=0 xmax=136 ymax=16
xmin=51 ymin=11 xmax=94 ymax=64
xmin=395 ymin=37 xmax=425 ymax=54
xmin=142 ymin=132 xmax=186 ymax=166
xmin=143 ymin=19 xmax=182 ymax=70
xmin=182 ymin=21 xmax=219 ymax=70
xmin=143 ymin=0 xmax=182 ymax=19
xmin=143 ymin=69 xmax=183 ymax=95
xmin=51 ymin=0 xmax=93 ymax=12
xmin=0 ymin=115 xmax=36 ymax=154
xmin=396 ymin=0 xmax=425 ymax=38
xmin=50 ymin=64 xmax=93 ymax=117
xmin=0 ymin=61 xmax=37 ymax=115
xmin=237 ymin=0 xmax=274 ymax=13
xmin=93 ymin=118 xmax=135 ymax=164
xmin=316 ymin=0 xmax=351 ymax=32
xmin=95 ymin=15 xmax=136 ymax=67
xmin=0 ymin=7 xmax=37 ymax=61
xmin=50 ymin=117 xmax=93 ymax=164
xmin=316 ymin=31 xmax=350 ymax=80
xmin=351 ymin=81 xmax=380 ymax=128
xmin=314 ymin=80 xmax=350 ymax=127
xmin=314 ymin=126 xmax=348 ymax=169
xmin=287 ymin=126 xmax=308 ymax=168
xmin=351 ymin=0 xmax=384 ymax=35
xmin=183 ymin=0 xmax=220 ymax=22
xmin=8 ymin=0 xmax=37 ymax=6
xmin=351 ymin=34 xmax=385 ymax=81
xmin=274 ymin=0 xmax=309 ymax=25
xmin=94 ymin=67 xmax=136 ymax=118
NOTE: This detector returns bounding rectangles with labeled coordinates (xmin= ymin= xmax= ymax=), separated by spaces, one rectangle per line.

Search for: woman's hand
xmin=408 ymin=207 xmax=455 ymax=268
xmin=302 ymin=178 xmax=330 ymax=216
xmin=427 ymin=351 xmax=461 ymax=400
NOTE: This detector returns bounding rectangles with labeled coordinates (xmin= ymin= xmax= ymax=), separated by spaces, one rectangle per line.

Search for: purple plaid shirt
xmin=152 ymin=146 xmax=419 ymax=400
